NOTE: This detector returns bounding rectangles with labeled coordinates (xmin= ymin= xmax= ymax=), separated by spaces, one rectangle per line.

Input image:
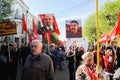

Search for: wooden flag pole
xmin=96 ymin=0 xmax=100 ymax=75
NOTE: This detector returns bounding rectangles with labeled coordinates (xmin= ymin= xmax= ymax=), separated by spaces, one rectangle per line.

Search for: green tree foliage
xmin=83 ymin=13 xmax=96 ymax=43
xmin=83 ymin=0 xmax=120 ymax=44
xmin=99 ymin=0 xmax=120 ymax=34
xmin=0 ymin=0 xmax=13 ymax=22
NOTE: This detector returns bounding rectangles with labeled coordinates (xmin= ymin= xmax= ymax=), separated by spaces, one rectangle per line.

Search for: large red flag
xmin=32 ymin=19 xmax=38 ymax=40
xmin=109 ymin=12 xmax=120 ymax=40
xmin=22 ymin=14 xmax=28 ymax=33
xmin=22 ymin=14 xmax=32 ymax=43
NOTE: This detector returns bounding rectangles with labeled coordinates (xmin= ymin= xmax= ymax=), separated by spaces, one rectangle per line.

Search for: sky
xmin=23 ymin=0 xmax=111 ymax=41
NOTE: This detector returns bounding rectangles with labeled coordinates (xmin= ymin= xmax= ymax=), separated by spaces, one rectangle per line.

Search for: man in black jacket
xmin=9 ymin=42 xmax=19 ymax=80
xmin=22 ymin=40 xmax=55 ymax=80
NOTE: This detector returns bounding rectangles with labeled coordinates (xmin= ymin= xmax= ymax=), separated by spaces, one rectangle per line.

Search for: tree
xmin=83 ymin=13 xmax=96 ymax=44
xmin=83 ymin=0 xmax=120 ymax=44
xmin=99 ymin=0 xmax=120 ymax=34
xmin=0 ymin=0 xmax=13 ymax=22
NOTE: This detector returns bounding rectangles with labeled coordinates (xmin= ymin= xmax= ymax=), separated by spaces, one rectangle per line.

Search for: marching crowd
xmin=0 ymin=40 xmax=120 ymax=80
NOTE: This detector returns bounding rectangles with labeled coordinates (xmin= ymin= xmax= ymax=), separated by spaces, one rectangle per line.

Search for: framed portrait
xmin=39 ymin=14 xmax=60 ymax=35
xmin=66 ymin=20 xmax=82 ymax=38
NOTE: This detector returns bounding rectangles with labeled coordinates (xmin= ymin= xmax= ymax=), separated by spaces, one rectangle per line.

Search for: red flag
xmin=27 ymin=32 xmax=32 ymax=43
xmin=99 ymin=33 xmax=110 ymax=44
xmin=32 ymin=19 xmax=38 ymax=40
xmin=22 ymin=14 xmax=28 ymax=33
xmin=109 ymin=12 xmax=120 ymax=40
xmin=22 ymin=14 xmax=32 ymax=43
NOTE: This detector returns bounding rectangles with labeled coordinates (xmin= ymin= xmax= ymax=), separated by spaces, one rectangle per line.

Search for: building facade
xmin=0 ymin=0 xmax=38 ymax=47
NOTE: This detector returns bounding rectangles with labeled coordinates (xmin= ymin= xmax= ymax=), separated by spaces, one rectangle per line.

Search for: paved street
xmin=55 ymin=61 xmax=69 ymax=80
xmin=16 ymin=61 xmax=69 ymax=80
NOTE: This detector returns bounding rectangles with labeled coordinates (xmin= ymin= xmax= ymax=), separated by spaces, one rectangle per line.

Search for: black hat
xmin=106 ymin=46 xmax=115 ymax=55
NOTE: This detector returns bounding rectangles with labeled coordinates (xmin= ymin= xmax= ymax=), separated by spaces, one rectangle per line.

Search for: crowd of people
xmin=0 ymin=40 xmax=66 ymax=80
xmin=0 ymin=40 xmax=120 ymax=80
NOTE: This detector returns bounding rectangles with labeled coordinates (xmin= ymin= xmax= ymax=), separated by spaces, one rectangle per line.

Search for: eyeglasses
xmin=31 ymin=45 xmax=37 ymax=48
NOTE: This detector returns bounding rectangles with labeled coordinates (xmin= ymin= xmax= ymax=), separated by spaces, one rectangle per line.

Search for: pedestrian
xmin=9 ymin=42 xmax=19 ymax=80
xmin=76 ymin=52 xmax=97 ymax=80
xmin=49 ymin=43 xmax=59 ymax=72
xmin=103 ymin=47 xmax=115 ymax=80
xmin=66 ymin=46 xmax=76 ymax=80
xmin=22 ymin=40 xmax=55 ymax=80
xmin=75 ymin=46 xmax=84 ymax=70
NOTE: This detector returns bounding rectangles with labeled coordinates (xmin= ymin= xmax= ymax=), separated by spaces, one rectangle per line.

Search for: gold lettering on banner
xmin=0 ymin=22 xmax=17 ymax=36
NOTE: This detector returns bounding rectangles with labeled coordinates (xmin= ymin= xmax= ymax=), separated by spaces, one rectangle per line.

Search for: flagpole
xmin=7 ymin=36 xmax=11 ymax=62
xmin=96 ymin=0 xmax=100 ymax=75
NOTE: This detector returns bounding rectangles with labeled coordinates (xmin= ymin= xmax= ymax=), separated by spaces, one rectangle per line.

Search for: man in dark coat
xmin=9 ymin=42 xmax=19 ymax=80
xmin=22 ymin=40 xmax=55 ymax=80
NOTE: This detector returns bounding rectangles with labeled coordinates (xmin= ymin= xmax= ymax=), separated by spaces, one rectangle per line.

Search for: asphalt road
xmin=16 ymin=61 xmax=69 ymax=80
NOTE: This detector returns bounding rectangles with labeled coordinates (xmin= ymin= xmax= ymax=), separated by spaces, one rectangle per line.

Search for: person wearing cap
xmin=75 ymin=52 xmax=97 ymax=80
xmin=22 ymin=40 xmax=55 ymax=80
xmin=49 ymin=43 xmax=59 ymax=72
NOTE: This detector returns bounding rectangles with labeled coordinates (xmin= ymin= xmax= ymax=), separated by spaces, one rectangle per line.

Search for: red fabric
xmin=53 ymin=16 xmax=60 ymax=35
xmin=27 ymin=32 xmax=32 ymax=43
xmin=44 ymin=32 xmax=52 ymax=44
xmin=109 ymin=12 xmax=120 ymax=40
xmin=93 ymin=51 xmax=104 ymax=68
xmin=39 ymin=14 xmax=60 ymax=44
xmin=99 ymin=33 xmax=110 ymax=44
xmin=32 ymin=19 xmax=38 ymax=40
xmin=103 ymin=55 xmax=115 ymax=73
xmin=84 ymin=64 xmax=97 ymax=80
xmin=57 ymin=40 xmax=63 ymax=45
xmin=39 ymin=14 xmax=60 ymax=35
xmin=22 ymin=14 xmax=28 ymax=33
xmin=22 ymin=14 xmax=32 ymax=43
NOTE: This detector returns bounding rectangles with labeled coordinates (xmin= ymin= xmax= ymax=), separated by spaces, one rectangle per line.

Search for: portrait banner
xmin=39 ymin=14 xmax=60 ymax=44
xmin=66 ymin=20 xmax=82 ymax=38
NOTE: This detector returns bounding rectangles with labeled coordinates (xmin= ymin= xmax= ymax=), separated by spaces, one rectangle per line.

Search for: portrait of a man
xmin=39 ymin=14 xmax=60 ymax=44
xmin=66 ymin=20 xmax=82 ymax=38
